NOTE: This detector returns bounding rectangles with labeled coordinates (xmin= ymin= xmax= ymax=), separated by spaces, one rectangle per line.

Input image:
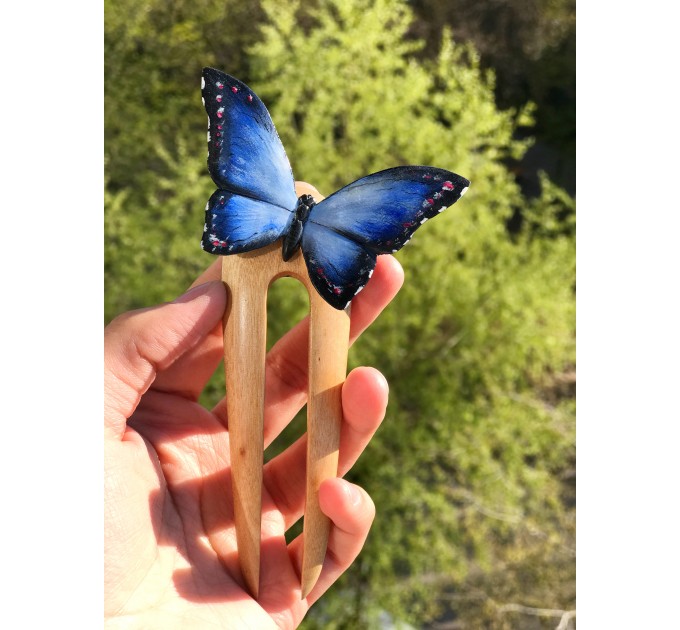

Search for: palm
xmin=104 ymin=254 xmax=402 ymax=629
xmin=106 ymin=392 xmax=297 ymax=628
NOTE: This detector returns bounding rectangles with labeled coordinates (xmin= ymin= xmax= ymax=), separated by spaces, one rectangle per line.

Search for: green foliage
xmin=105 ymin=0 xmax=575 ymax=626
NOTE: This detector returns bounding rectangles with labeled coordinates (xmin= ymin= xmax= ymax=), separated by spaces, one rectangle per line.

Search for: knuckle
xmin=265 ymin=348 xmax=308 ymax=396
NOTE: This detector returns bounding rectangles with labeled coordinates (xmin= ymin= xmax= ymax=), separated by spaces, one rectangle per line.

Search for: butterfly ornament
xmin=200 ymin=67 xmax=470 ymax=309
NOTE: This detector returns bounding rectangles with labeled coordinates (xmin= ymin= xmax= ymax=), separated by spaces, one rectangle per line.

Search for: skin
xmin=104 ymin=184 xmax=405 ymax=629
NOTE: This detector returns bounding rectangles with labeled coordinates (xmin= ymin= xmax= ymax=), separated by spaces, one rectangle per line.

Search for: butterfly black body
xmin=200 ymin=67 xmax=470 ymax=309
xmin=282 ymin=194 xmax=315 ymax=261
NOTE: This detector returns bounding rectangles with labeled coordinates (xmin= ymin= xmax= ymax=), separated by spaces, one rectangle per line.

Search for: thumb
xmin=104 ymin=281 xmax=226 ymax=438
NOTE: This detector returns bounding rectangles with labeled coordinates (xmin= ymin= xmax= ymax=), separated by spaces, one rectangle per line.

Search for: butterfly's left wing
xmin=201 ymin=190 xmax=293 ymax=254
xmin=201 ymin=67 xmax=298 ymax=212
xmin=200 ymin=68 xmax=298 ymax=255
xmin=301 ymin=166 xmax=469 ymax=309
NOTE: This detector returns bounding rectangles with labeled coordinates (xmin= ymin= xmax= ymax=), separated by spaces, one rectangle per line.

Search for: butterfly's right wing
xmin=300 ymin=221 xmax=377 ymax=309
xmin=202 ymin=67 xmax=298 ymax=212
xmin=307 ymin=166 xmax=469 ymax=254
xmin=301 ymin=166 xmax=470 ymax=309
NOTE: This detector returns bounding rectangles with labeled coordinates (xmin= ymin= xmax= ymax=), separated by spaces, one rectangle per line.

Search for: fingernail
xmin=173 ymin=282 xmax=215 ymax=304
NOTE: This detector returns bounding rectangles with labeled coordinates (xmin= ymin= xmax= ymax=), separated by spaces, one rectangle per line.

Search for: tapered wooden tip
xmin=301 ymin=566 xmax=323 ymax=600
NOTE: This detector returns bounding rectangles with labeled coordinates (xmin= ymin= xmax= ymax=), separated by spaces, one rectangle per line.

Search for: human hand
xmin=104 ymin=234 xmax=404 ymax=628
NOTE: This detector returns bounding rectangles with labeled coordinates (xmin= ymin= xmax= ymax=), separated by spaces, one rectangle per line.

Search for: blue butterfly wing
xmin=201 ymin=68 xmax=298 ymax=254
xmin=301 ymin=222 xmax=377 ymax=310
xmin=201 ymin=190 xmax=292 ymax=254
xmin=301 ymin=166 xmax=470 ymax=308
xmin=202 ymin=67 xmax=297 ymax=210
xmin=307 ymin=166 xmax=470 ymax=254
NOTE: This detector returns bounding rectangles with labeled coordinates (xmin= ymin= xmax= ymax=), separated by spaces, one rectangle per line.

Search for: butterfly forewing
xmin=202 ymin=67 xmax=298 ymax=212
xmin=307 ymin=167 xmax=470 ymax=254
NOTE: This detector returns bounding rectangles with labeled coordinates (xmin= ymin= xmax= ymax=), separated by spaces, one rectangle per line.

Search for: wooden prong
xmin=222 ymin=249 xmax=273 ymax=598
xmin=300 ymin=293 xmax=350 ymax=598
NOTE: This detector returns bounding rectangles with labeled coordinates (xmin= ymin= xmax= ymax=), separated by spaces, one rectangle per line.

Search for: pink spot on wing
xmin=216 ymin=131 xmax=221 ymax=137
xmin=217 ymin=124 xmax=222 ymax=130
xmin=231 ymin=86 xmax=238 ymax=93
xmin=423 ymin=174 xmax=432 ymax=179
xmin=333 ymin=287 xmax=342 ymax=295
xmin=216 ymin=82 xmax=224 ymax=89
xmin=403 ymin=221 xmax=415 ymax=227
xmin=442 ymin=181 xmax=454 ymax=190
xmin=216 ymin=95 xmax=222 ymax=102
xmin=247 ymin=94 xmax=253 ymax=103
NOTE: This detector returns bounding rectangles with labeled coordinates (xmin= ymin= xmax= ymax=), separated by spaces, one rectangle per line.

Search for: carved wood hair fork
xmin=198 ymin=67 xmax=469 ymax=598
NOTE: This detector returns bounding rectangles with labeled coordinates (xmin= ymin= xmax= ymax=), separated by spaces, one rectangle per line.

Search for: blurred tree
xmin=105 ymin=0 xmax=575 ymax=627
xmin=410 ymin=0 xmax=576 ymax=194
xmin=105 ymin=0 xmax=264 ymax=192
xmin=249 ymin=1 xmax=575 ymax=627
xmin=104 ymin=0 xmax=264 ymax=317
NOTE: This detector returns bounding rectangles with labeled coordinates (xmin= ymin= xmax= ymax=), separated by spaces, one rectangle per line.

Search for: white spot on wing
xmin=368 ymin=269 xmax=374 ymax=278
xmin=438 ymin=205 xmax=448 ymax=213
xmin=201 ymin=76 xmax=205 ymax=89
xmin=207 ymin=131 xmax=211 ymax=142
xmin=460 ymin=186 xmax=469 ymax=196
xmin=420 ymin=217 xmax=428 ymax=224
xmin=354 ymin=285 xmax=365 ymax=296
xmin=201 ymin=97 xmax=205 ymax=106
xmin=205 ymin=202 xmax=210 ymax=211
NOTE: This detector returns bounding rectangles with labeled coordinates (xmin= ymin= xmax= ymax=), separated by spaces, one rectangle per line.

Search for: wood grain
xmin=221 ymin=183 xmax=350 ymax=599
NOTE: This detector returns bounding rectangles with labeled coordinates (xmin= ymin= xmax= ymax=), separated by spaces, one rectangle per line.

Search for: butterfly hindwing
xmin=307 ymin=166 xmax=470 ymax=254
xmin=202 ymin=67 xmax=298 ymax=212
xmin=202 ymin=190 xmax=292 ymax=255
xmin=301 ymin=222 xmax=377 ymax=310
